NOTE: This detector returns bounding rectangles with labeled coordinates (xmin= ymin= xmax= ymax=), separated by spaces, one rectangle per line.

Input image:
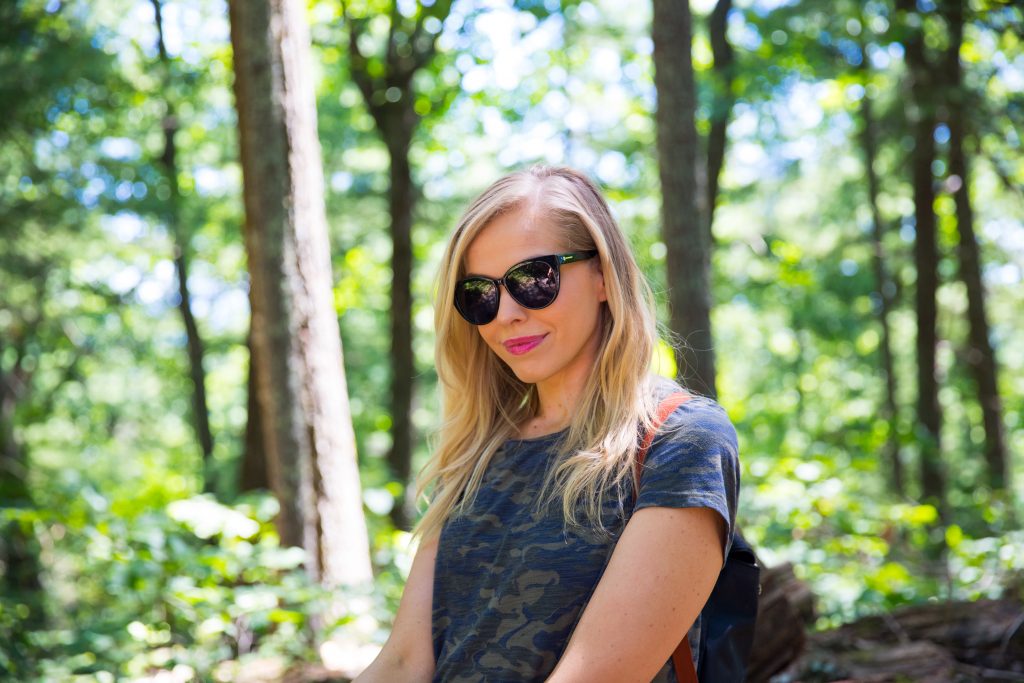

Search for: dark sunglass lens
xmin=506 ymin=260 xmax=558 ymax=309
xmin=455 ymin=279 xmax=499 ymax=324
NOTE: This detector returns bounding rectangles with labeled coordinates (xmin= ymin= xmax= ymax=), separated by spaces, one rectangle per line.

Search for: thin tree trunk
xmin=229 ymin=0 xmax=371 ymax=586
xmin=652 ymin=0 xmax=716 ymax=398
xmin=943 ymin=0 xmax=1009 ymax=496
xmin=173 ymin=243 xmax=215 ymax=488
xmin=859 ymin=58 xmax=904 ymax=498
xmin=706 ymin=0 xmax=734 ymax=236
xmin=899 ymin=0 xmax=944 ymax=512
xmin=385 ymin=123 xmax=415 ymax=530
xmin=151 ymin=0 xmax=215 ymax=490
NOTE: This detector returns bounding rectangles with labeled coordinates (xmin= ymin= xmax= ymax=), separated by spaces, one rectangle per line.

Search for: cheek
xmin=477 ymin=326 xmax=503 ymax=354
xmin=555 ymin=278 xmax=602 ymax=321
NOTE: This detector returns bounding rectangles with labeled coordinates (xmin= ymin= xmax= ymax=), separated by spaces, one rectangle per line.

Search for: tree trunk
xmin=385 ymin=119 xmax=416 ymax=531
xmin=151 ymin=0 xmax=215 ymax=492
xmin=706 ymin=0 xmax=734 ymax=237
xmin=652 ymin=0 xmax=716 ymax=398
xmin=174 ymin=240 xmax=215 ymax=489
xmin=943 ymin=0 xmax=1010 ymax=496
xmin=229 ymin=0 xmax=371 ymax=586
xmin=859 ymin=57 xmax=904 ymax=498
xmin=898 ymin=0 xmax=944 ymax=512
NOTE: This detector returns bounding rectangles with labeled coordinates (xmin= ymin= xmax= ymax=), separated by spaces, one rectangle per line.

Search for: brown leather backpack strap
xmin=635 ymin=391 xmax=691 ymax=474
xmin=636 ymin=391 xmax=700 ymax=683
xmin=673 ymin=635 xmax=699 ymax=683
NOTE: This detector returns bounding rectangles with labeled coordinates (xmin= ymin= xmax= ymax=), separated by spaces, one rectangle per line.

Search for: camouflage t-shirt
xmin=431 ymin=393 xmax=740 ymax=683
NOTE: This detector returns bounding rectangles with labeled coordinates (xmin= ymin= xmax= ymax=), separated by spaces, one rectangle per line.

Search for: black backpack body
xmin=696 ymin=530 xmax=760 ymax=683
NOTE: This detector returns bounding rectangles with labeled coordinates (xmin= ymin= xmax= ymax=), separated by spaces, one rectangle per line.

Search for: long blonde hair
xmin=414 ymin=166 xmax=662 ymax=541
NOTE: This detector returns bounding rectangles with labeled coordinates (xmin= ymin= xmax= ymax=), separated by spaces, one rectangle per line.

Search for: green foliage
xmin=2 ymin=490 xmax=391 ymax=681
xmin=742 ymin=444 xmax=1024 ymax=626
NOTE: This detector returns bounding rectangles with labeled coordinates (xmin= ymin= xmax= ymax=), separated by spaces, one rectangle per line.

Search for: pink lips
xmin=503 ymin=334 xmax=546 ymax=356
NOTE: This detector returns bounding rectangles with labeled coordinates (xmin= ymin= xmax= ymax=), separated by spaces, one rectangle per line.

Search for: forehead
xmin=464 ymin=207 xmax=566 ymax=276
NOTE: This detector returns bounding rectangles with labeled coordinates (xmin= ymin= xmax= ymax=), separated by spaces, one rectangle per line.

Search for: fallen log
xmin=814 ymin=598 xmax=1024 ymax=672
xmin=777 ymin=598 xmax=1024 ymax=682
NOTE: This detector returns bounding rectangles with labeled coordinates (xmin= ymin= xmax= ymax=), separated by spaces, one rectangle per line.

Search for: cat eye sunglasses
xmin=453 ymin=250 xmax=599 ymax=325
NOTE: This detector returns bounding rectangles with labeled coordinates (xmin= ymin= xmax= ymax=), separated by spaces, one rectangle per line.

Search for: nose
xmin=491 ymin=283 xmax=527 ymax=326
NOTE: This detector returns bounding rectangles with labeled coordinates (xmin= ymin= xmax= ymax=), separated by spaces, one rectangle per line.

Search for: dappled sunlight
xmin=2 ymin=0 xmax=1022 ymax=680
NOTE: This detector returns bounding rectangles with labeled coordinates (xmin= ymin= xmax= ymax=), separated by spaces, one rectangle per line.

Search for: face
xmin=462 ymin=207 xmax=607 ymax=392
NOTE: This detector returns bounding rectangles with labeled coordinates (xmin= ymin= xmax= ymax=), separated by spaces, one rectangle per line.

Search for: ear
xmin=593 ymin=259 xmax=607 ymax=303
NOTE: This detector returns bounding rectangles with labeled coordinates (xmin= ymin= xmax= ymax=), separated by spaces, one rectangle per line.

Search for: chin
xmin=502 ymin=359 xmax=548 ymax=386
xmin=508 ymin=367 xmax=541 ymax=385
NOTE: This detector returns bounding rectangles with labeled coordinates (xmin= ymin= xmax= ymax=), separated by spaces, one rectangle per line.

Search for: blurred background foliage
xmin=1 ymin=0 xmax=1022 ymax=680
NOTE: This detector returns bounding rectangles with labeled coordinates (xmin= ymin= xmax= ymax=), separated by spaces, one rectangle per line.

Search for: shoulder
xmin=648 ymin=377 xmax=738 ymax=453
xmin=633 ymin=379 xmax=741 ymax=565
xmin=637 ymin=379 xmax=741 ymax=513
xmin=661 ymin=398 xmax=737 ymax=449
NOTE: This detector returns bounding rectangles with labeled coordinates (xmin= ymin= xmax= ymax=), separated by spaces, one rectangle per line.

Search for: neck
xmin=521 ymin=363 xmax=593 ymax=438
xmin=533 ymin=386 xmax=580 ymax=430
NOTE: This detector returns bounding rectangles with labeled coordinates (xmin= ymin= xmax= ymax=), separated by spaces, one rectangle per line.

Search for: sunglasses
xmin=453 ymin=250 xmax=599 ymax=325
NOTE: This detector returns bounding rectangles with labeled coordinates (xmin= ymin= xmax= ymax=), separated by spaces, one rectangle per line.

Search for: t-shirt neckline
xmin=504 ymin=428 xmax=568 ymax=445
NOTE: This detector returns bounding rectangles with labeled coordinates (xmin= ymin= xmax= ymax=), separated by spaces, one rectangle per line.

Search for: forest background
xmin=1 ymin=0 xmax=1022 ymax=680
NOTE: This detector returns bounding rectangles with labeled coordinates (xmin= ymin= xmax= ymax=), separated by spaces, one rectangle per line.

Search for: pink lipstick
xmin=503 ymin=334 xmax=546 ymax=356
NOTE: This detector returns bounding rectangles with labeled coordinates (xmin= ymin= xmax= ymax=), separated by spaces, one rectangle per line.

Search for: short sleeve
xmin=634 ymin=396 xmax=740 ymax=564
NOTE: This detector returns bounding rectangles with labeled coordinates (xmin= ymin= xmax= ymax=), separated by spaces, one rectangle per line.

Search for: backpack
xmin=634 ymin=392 xmax=760 ymax=683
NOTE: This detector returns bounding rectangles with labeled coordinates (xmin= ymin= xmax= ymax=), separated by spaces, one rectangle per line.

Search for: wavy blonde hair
xmin=414 ymin=166 xmax=663 ymax=541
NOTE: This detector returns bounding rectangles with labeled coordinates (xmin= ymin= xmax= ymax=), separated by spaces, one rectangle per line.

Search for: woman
xmin=356 ymin=166 xmax=740 ymax=683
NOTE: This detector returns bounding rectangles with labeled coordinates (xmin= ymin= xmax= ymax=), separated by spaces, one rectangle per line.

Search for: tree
xmin=858 ymin=52 xmax=904 ymax=498
xmin=898 ymin=0 xmax=945 ymax=512
xmin=941 ymin=0 xmax=1009 ymax=497
xmin=706 ymin=0 xmax=735 ymax=237
xmin=342 ymin=0 xmax=453 ymax=530
xmin=652 ymin=0 xmax=716 ymax=397
xmin=228 ymin=0 xmax=371 ymax=585
xmin=149 ymin=0 xmax=215 ymax=492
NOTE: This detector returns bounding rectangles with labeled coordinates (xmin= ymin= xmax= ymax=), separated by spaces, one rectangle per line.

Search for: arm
xmin=546 ymin=506 xmax=725 ymax=683
xmin=354 ymin=534 xmax=438 ymax=683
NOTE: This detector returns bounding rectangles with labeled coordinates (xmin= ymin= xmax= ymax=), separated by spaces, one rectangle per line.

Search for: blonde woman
xmin=356 ymin=166 xmax=740 ymax=683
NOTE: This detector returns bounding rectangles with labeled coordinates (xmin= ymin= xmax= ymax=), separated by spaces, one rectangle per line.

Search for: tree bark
xmin=151 ymin=0 xmax=215 ymax=492
xmin=942 ymin=0 xmax=1010 ymax=496
xmin=706 ymin=0 xmax=734 ymax=238
xmin=806 ymin=598 xmax=1024 ymax=678
xmin=652 ymin=0 xmax=716 ymax=398
xmin=898 ymin=0 xmax=944 ymax=511
xmin=859 ymin=56 xmax=904 ymax=498
xmin=229 ymin=0 xmax=371 ymax=585
xmin=385 ymin=122 xmax=416 ymax=529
